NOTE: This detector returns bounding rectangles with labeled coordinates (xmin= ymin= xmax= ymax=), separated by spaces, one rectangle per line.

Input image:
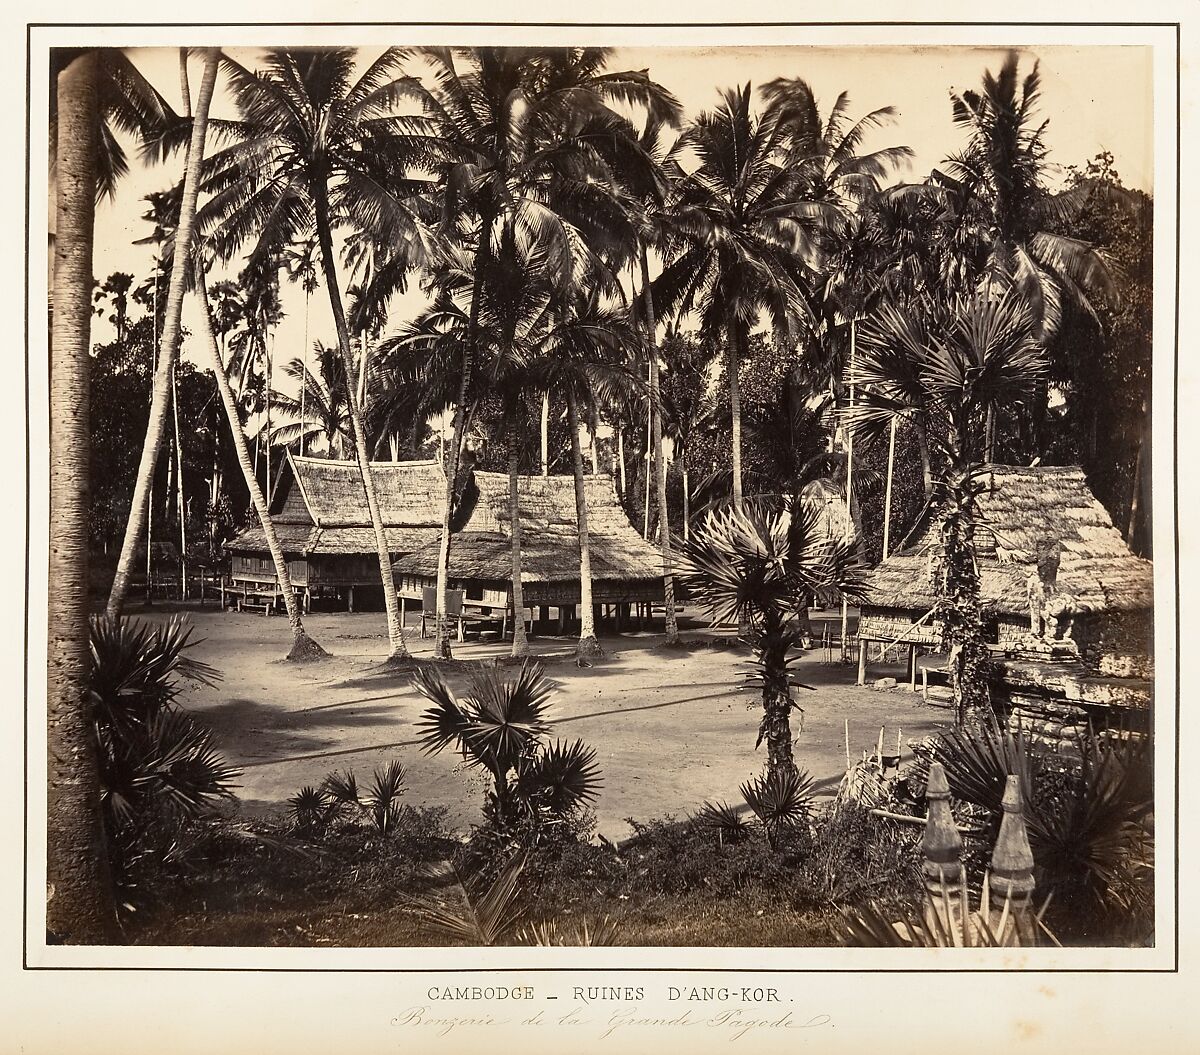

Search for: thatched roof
xmin=863 ymin=465 xmax=1153 ymax=617
xmin=227 ymin=454 xmax=444 ymax=559
xmin=228 ymin=454 xmax=663 ymax=584
xmin=391 ymin=471 xmax=662 ymax=584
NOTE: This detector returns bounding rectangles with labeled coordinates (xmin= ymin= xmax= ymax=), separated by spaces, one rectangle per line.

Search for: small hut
xmin=390 ymin=470 xmax=665 ymax=625
xmin=224 ymin=454 xmax=444 ymax=611
xmin=857 ymin=465 xmax=1154 ymax=700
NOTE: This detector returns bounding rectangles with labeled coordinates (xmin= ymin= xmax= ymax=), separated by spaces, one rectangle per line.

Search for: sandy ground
xmin=134 ymin=604 xmax=949 ymax=842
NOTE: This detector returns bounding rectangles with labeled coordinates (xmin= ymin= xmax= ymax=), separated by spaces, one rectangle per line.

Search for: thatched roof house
xmin=859 ymin=465 xmax=1154 ymax=679
xmin=225 ymin=453 xmax=664 ymax=612
xmin=390 ymin=471 xmax=665 ymax=608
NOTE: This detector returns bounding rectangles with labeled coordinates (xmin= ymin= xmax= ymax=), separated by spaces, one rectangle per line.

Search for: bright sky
xmin=88 ymin=43 xmax=1154 ymax=386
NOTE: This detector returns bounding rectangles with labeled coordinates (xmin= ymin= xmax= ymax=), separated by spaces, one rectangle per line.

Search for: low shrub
xmin=87 ymin=615 xmax=239 ymax=910
xmin=413 ymin=662 xmax=602 ymax=872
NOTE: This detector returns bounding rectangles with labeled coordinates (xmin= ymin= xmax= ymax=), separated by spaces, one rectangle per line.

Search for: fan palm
xmin=413 ymin=662 xmax=601 ymax=830
xmin=850 ymin=287 xmax=1046 ymax=723
xmin=201 ymin=47 xmax=435 ymax=661
xmin=680 ymin=495 xmax=867 ymax=776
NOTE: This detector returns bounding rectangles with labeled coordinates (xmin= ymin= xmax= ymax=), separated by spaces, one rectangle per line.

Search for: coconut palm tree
xmin=652 ymin=83 xmax=818 ymax=511
xmin=48 ymin=49 xmax=120 ymax=944
xmin=202 ymin=47 xmax=434 ymax=662
xmin=658 ymin=331 xmax=719 ymax=542
xmin=613 ymin=111 xmax=687 ymax=644
xmin=850 ymin=288 xmax=1046 ymax=724
xmin=194 ymin=260 xmax=328 ymax=661
xmin=681 ymin=496 xmax=867 ymax=776
xmin=105 ymin=50 xmax=219 ymax=619
xmin=924 ymin=53 xmax=1131 ymax=458
xmin=533 ymin=289 xmax=639 ymax=658
xmin=392 ymin=46 xmax=666 ymax=659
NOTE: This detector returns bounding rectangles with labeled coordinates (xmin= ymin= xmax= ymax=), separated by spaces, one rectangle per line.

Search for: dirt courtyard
xmin=139 ymin=605 xmax=949 ymax=842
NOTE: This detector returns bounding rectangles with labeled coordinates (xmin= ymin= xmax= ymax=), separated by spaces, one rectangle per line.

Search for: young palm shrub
xmin=697 ymin=768 xmax=817 ymax=850
xmin=695 ymin=800 xmax=755 ymax=846
xmin=680 ymin=495 xmax=867 ymax=776
xmin=87 ymin=616 xmax=239 ymax=896
xmin=408 ymin=854 xmax=529 ymax=947
xmin=741 ymin=768 xmax=818 ymax=848
xmin=288 ymin=761 xmax=409 ymax=838
xmin=413 ymin=663 xmax=602 ymax=851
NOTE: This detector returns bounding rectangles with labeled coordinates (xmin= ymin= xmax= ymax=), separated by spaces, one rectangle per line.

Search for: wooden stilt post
xmin=857 ymin=638 xmax=868 ymax=685
xmin=348 ymin=584 xmax=355 ymax=613
xmin=909 ymin=643 xmax=918 ymax=691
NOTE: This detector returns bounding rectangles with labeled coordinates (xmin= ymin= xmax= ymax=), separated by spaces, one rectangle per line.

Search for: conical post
xmin=990 ymin=774 xmax=1037 ymax=943
xmin=922 ymin=762 xmax=964 ymax=938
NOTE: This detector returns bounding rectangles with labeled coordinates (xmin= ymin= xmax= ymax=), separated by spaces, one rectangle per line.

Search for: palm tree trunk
xmin=682 ymin=464 xmax=691 ymax=542
xmin=48 ymin=50 xmax=120 ymax=944
xmin=616 ymin=423 xmax=626 ymax=499
xmin=540 ymin=391 xmax=550 ymax=477
xmin=300 ymin=294 xmax=309 ymax=456
xmin=172 ymin=364 xmax=187 ymax=597
xmin=567 ymin=391 xmax=601 ymax=658
xmin=507 ymin=422 xmax=530 ymax=659
xmin=357 ymin=331 xmax=370 ymax=408
xmin=1127 ymin=427 xmax=1145 ymax=546
xmin=106 ymin=50 xmax=218 ymax=619
xmin=313 ymin=185 xmax=407 ymax=661
xmin=914 ymin=415 xmax=934 ymax=497
xmin=589 ymin=405 xmax=600 ymax=473
xmin=433 ymin=230 xmax=491 ymax=660
xmin=729 ymin=321 xmax=744 ymax=510
xmin=642 ymin=371 xmax=652 ymax=538
xmin=265 ymin=332 xmax=273 ymax=502
xmin=195 ymin=263 xmax=326 ymax=660
xmin=640 ymin=248 xmax=678 ymax=644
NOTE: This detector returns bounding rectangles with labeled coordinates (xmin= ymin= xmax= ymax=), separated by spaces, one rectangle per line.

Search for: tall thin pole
xmin=300 ymin=289 xmax=309 ymax=456
xmin=841 ymin=317 xmax=857 ymax=663
xmin=882 ymin=416 xmax=898 ymax=561
xmin=643 ymin=360 xmax=652 ymax=539
xmin=540 ymin=391 xmax=550 ymax=477
xmin=265 ymin=327 xmax=273 ymax=502
xmin=147 ymin=270 xmax=157 ymax=602
xmin=172 ymin=361 xmax=187 ymax=597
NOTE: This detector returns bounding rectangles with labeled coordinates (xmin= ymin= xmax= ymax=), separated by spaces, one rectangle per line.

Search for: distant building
xmin=224 ymin=453 xmax=665 ymax=620
xmin=390 ymin=468 xmax=666 ymax=617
